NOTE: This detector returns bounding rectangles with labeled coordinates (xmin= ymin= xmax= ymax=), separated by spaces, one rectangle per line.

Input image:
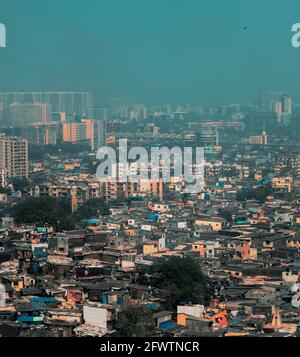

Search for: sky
xmin=0 ymin=0 xmax=300 ymax=105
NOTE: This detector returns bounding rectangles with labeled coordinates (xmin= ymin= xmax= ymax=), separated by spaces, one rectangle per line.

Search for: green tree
xmin=117 ymin=306 xmax=156 ymax=337
xmin=0 ymin=186 xmax=10 ymax=194
xmin=75 ymin=198 xmax=110 ymax=219
xmin=13 ymin=197 xmax=75 ymax=231
xmin=237 ymin=184 xmax=272 ymax=203
xmin=28 ymin=144 xmax=46 ymax=161
xmin=253 ymin=185 xmax=272 ymax=202
xmin=9 ymin=178 xmax=30 ymax=193
xmin=152 ymin=256 xmax=210 ymax=310
xmin=219 ymin=209 xmax=233 ymax=223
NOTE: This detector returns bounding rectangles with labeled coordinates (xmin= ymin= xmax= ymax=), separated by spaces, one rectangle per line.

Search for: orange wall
xmin=63 ymin=123 xmax=77 ymax=142
xmin=177 ymin=313 xmax=187 ymax=326
xmin=82 ymin=119 xmax=94 ymax=140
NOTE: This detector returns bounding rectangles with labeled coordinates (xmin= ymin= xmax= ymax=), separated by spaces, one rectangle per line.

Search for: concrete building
xmin=93 ymin=120 xmax=106 ymax=152
xmin=0 ymin=134 xmax=28 ymax=179
xmin=24 ymin=123 xmax=58 ymax=145
xmin=9 ymin=103 xmax=52 ymax=127
xmin=249 ymin=131 xmax=268 ymax=145
xmin=62 ymin=120 xmax=93 ymax=144
xmin=0 ymin=91 xmax=93 ymax=117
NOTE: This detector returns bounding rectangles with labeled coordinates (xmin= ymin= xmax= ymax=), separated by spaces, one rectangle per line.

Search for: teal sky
xmin=0 ymin=0 xmax=300 ymax=105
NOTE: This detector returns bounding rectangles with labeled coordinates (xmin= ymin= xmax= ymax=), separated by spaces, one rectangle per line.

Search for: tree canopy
xmin=9 ymin=178 xmax=30 ymax=193
xmin=117 ymin=306 xmax=156 ymax=337
xmin=236 ymin=185 xmax=272 ymax=203
xmin=75 ymin=198 xmax=110 ymax=220
xmin=151 ymin=256 xmax=209 ymax=310
xmin=13 ymin=197 xmax=75 ymax=231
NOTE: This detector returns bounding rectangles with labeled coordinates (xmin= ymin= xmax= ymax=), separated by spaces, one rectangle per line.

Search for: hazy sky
xmin=1 ymin=0 xmax=300 ymax=105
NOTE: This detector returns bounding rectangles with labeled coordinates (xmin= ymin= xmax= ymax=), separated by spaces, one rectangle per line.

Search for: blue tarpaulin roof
xmin=30 ymin=297 xmax=59 ymax=304
xmin=147 ymin=215 xmax=159 ymax=221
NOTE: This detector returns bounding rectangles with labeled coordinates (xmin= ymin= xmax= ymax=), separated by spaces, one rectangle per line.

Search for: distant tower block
xmin=0 ymin=23 xmax=6 ymax=48
xmin=59 ymin=112 xmax=66 ymax=123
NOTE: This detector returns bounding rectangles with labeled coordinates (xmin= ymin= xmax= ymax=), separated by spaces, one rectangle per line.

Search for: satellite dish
xmin=291 ymin=283 xmax=300 ymax=294
xmin=291 ymin=292 xmax=300 ymax=308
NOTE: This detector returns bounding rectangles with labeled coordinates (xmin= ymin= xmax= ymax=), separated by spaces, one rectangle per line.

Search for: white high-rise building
xmin=0 ymin=134 xmax=28 ymax=180
xmin=93 ymin=120 xmax=106 ymax=152
xmin=282 ymin=95 xmax=292 ymax=115
xmin=0 ymin=91 xmax=93 ymax=117
xmin=9 ymin=103 xmax=52 ymax=126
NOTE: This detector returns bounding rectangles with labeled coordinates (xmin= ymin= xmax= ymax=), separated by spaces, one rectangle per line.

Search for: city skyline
xmin=0 ymin=89 xmax=297 ymax=108
xmin=2 ymin=0 xmax=300 ymax=342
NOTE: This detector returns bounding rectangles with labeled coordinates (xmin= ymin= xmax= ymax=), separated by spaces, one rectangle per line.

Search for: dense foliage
xmin=117 ymin=306 xmax=156 ymax=337
xmin=152 ymin=256 xmax=210 ymax=310
xmin=236 ymin=185 xmax=272 ymax=203
xmin=13 ymin=197 xmax=75 ymax=231
xmin=29 ymin=142 xmax=91 ymax=161
xmin=9 ymin=178 xmax=30 ymax=193
xmin=75 ymin=198 xmax=110 ymax=220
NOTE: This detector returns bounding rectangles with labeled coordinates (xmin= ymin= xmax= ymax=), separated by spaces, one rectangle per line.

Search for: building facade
xmin=0 ymin=134 xmax=28 ymax=180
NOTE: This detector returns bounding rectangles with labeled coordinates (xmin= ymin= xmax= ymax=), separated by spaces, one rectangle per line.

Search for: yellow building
xmin=272 ymin=177 xmax=293 ymax=193
xmin=143 ymin=243 xmax=159 ymax=256
xmin=194 ymin=217 xmax=225 ymax=232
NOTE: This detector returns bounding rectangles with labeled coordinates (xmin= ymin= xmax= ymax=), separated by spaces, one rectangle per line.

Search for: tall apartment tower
xmin=262 ymin=91 xmax=283 ymax=111
xmin=88 ymin=107 xmax=110 ymax=121
xmin=93 ymin=120 xmax=106 ymax=152
xmin=282 ymin=95 xmax=292 ymax=114
xmin=273 ymin=95 xmax=292 ymax=124
xmin=0 ymin=134 xmax=29 ymax=179
xmin=86 ymin=108 xmax=107 ymax=152
xmin=9 ymin=102 xmax=52 ymax=126
xmin=0 ymin=91 xmax=93 ymax=117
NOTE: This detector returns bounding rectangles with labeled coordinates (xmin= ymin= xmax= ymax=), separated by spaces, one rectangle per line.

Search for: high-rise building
xmin=86 ymin=108 xmax=109 ymax=152
xmin=88 ymin=107 xmax=110 ymax=121
xmin=129 ymin=104 xmax=147 ymax=121
xmin=0 ymin=104 xmax=4 ymax=124
xmin=249 ymin=131 xmax=268 ymax=145
xmin=109 ymin=97 xmax=135 ymax=119
xmin=197 ymin=129 xmax=219 ymax=147
xmin=62 ymin=122 xmax=88 ymax=143
xmin=62 ymin=119 xmax=95 ymax=147
xmin=282 ymin=95 xmax=292 ymax=115
xmin=273 ymin=95 xmax=292 ymax=124
xmin=0 ymin=91 xmax=93 ymax=117
xmin=274 ymin=101 xmax=282 ymax=122
xmin=0 ymin=134 xmax=28 ymax=179
xmin=9 ymin=103 xmax=52 ymax=127
xmin=93 ymin=120 xmax=106 ymax=152
xmin=262 ymin=91 xmax=283 ymax=111
xmin=24 ymin=123 xmax=58 ymax=146
xmin=81 ymin=119 xmax=94 ymax=142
